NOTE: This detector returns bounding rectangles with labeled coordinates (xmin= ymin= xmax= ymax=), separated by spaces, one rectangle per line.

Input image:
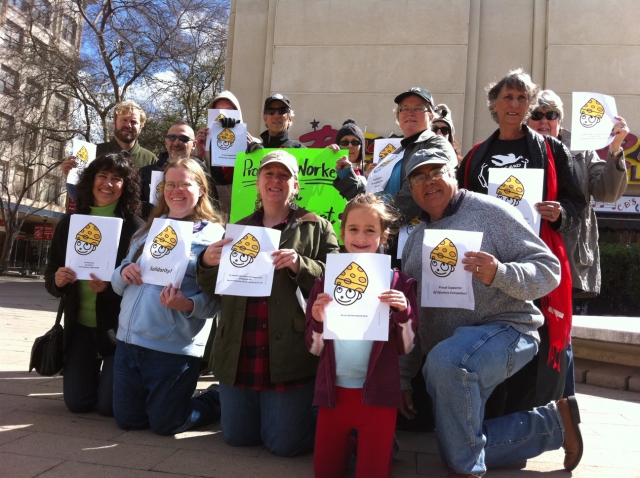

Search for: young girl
xmin=305 ymin=193 xmax=418 ymax=478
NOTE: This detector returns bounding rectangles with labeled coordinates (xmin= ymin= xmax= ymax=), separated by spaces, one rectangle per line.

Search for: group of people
xmin=45 ymin=66 xmax=631 ymax=478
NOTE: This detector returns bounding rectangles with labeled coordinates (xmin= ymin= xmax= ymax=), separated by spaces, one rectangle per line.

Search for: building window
xmin=34 ymin=0 xmax=52 ymax=27
xmin=25 ymin=79 xmax=43 ymax=107
xmin=22 ymin=123 xmax=39 ymax=152
xmin=51 ymin=94 xmax=68 ymax=119
xmin=13 ymin=165 xmax=34 ymax=197
xmin=61 ymin=15 xmax=77 ymax=44
xmin=40 ymin=180 xmax=59 ymax=203
xmin=0 ymin=65 xmax=19 ymax=95
xmin=47 ymin=141 xmax=62 ymax=160
xmin=0 ymin=113 xmax=15 ymax=136
xmin=3 ymin=21 xmax=24 ymax=51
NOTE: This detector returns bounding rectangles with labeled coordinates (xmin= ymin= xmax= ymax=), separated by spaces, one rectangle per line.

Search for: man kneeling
xmin=400 ymin=149 xmax=583 ymax=477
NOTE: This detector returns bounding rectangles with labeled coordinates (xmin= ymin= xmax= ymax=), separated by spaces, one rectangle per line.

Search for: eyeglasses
xmin=408 ymin=166 xmax=448 ymax=186
xmin=399 ymin=106 xmax=429 ymax=115
xmin=529 ymin=110 xmax=559 ymax=121
xmin=165 ymin=134 xmax=194 ymax=143
xmin=432 ymin=125 xmax=451 ymax=136
xmin=264 ymin=107 xmax=290 ymax=115
xmin=164 ymin=181 xmax=197 ymax=191
xmin=339 ymin=140 xmax=362 ymax=147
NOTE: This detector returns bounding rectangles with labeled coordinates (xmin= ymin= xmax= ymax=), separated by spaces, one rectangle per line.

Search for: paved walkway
xmin=1 ymin=276 xmax=639 ymax=477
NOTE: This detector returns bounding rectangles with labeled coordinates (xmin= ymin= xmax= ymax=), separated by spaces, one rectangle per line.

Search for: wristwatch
xmin=611 ymin=148 xmax=623 ymax=158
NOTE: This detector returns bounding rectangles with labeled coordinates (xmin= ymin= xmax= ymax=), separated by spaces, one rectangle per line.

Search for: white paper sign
xmin=397 ymin=215 xmax=422 ymax=259
xmin=65 ymin=215 xmax=123 ymax=281
xmin=149 ymin=171 xmax=164 ymax=206
xmin=421 ymin=230 xmax=483 ymax=309
xmin=372 ymin=138 xmax=402 ymax=163
xmin=206 ymin=108 xmax=242 ymax=152
xmin=215 ymin=224 xmax=281 ymax=297
xmin=324 ymin=253 xmax=391 ymax=341
xmin=67 ymin=139 xmax=97 ymax=185
xmin=209 ymin=122 xmax=247 ymax=167
xmin=140 ymin=218 xmax=193 ymax=287
xmin=487 ymin=168 xmax=543 ymax=235
xmin=570 ymin=92 xmax=618 ymax=151
xmin=366 ymin=148 xmax=404 ymax=194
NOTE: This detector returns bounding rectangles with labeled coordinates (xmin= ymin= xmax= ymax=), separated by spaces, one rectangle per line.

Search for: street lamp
xmin=39 ymin=215 xmax=49 ymax=270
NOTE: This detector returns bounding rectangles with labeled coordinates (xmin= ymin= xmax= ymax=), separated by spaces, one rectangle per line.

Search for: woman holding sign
xmin=45 ymin=152 xmax=143 ymax=416
xmin=457 ymin=68 xmax=586 ymax=417
xmin=197 ymin=150 xmax=340 ymax=456
xmin=111 ymin=158 xmax=225 ymax=435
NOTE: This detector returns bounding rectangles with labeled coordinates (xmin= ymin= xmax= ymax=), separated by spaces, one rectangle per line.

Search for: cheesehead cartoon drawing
xmin=334 ymin=262 xmax=368 ymax=306
xmin=230 ymin=233 xmax=260 ymax=268
xmin=379 ymin=143 xmax=396 ymax=161
xmin=406 ymin=216 xmax=421 ymax=235
xmin=430 ymin=238 xmax=457 ymax=278
xmin=215 ymin=113 xmax=225 ymax=122
xmin=74 ymin=222 xmax=101 ymax=255
xmin=496 ymin=175 xmax=525 ymax=206
xmin=76 ymin=146 xmax=89 ymax=164
xmin=151 ymin=225 xmax=178 ymax=259
xmin=155 ymin=182 xmax=163 ymax=199
xmin=217 ymin=128 xmax=235 ymax=150
xmin=579 ymin=98 xmax=604 ymax=128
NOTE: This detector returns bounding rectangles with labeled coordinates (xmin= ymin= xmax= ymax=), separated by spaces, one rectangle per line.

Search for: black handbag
xmin=29 ymin=298 xmax=65 ymax=376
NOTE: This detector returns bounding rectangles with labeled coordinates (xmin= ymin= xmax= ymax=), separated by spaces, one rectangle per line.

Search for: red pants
xmin=314 ymin=387 xmax=397 ymax=478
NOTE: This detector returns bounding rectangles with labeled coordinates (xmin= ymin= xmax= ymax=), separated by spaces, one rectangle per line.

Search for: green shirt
xmin=96 ymin=138 xmax=157 ymax=169
xmin=77 ymin=201 xmax=119 ymax=328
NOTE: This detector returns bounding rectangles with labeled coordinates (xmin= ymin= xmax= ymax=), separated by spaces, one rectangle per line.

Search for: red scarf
xmin=538 ymin=140 xmax=572 ymax=371
xmin=463 ymin=138 xmax=572 ymax=370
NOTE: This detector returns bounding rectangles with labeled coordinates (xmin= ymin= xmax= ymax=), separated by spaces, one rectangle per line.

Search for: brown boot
xmin=557 ymin=395 xmax=584 ymax=471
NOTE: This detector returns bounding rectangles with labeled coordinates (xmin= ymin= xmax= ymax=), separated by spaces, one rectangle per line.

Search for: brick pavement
xmin=1 ymin=276 xmax=639 ymax=477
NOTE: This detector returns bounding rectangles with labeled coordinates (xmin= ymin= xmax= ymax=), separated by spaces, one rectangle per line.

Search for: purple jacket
xmin=305 ymin=270 xmax=418 ymax=409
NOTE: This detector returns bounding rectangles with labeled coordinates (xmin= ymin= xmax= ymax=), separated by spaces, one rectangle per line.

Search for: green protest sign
xmin=230 ymin=148 xmax=348 ymax=238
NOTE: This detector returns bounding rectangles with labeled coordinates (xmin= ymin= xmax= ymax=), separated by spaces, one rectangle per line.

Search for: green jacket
xmin=97 ymin=138 xmax=157 ymax=169
xmin=197 ymin=207 xmax=340 ymax=385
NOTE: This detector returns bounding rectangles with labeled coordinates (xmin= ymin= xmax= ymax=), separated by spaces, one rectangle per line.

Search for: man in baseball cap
xmin=260 ymin=93 xmax=305 ymax=149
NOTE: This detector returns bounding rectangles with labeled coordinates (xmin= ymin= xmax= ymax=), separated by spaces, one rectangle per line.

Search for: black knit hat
xmin=335 ymin=119 xmax=365 ymax=167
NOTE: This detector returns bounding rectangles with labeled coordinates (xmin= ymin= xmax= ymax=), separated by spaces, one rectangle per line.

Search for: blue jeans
xmin=63 ymin=325 xmax=113 ymax=416
xmin=563 ymin=342 xmax=576 ymax=397
xmin=219 ymin=380 xmax=315 ymax=456
xmin=425 ymin=323 xmax=565 ymax=476
xmin=113 ymin=340 xmax=220 ymax=435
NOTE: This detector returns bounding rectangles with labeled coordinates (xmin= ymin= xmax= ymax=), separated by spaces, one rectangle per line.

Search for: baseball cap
xmin=259 ymin=150 xmax=299 ymax=177
xmin=263 ymin=93 xmax=291 ymax=111
xmin=405 ymin=149 xmax=452 ymax=177
xmin=394 ymin=87 xmax=434 ymax=109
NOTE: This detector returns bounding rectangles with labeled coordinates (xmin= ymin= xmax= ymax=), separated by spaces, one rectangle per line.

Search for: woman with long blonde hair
xmin=110 ymin=158 xmax=225 ymax=435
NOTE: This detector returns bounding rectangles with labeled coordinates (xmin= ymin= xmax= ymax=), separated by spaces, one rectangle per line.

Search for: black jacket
xmin=457 ymin=125 xmax=586 ymax=233
xmin=44 ymin=207 xmax=144 ymax=356
xmin=259 ymin=130 xmax=306 ymax=148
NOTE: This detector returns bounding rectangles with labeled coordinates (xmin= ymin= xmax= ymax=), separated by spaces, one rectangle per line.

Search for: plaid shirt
xmin=234 ymin=208 xmax=311 ymax=391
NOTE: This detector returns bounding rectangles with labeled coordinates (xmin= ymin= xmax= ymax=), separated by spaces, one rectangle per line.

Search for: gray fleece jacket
xmin=399 ymin=190 xmax=561 ymax=390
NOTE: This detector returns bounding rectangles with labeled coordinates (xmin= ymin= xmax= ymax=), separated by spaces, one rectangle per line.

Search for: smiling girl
xmin=305 ymin=193 xmax=418 ymax=478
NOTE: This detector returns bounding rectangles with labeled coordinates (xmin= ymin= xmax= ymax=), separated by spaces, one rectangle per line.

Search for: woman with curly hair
xmin=45 ymin=151 xmax=143 ymax=416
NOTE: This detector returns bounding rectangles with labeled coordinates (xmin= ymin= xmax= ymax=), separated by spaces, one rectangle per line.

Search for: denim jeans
xmin=63 ymin=324 xmax=113 ymax=416
xmin=219 ymin=380 xmax=315 ymax=456
xmin=563 ymin=342 xmax=576 ymax=397
xmin=113 ymin=340 xmax=221 ymax=435
xmin=425 ymin=323 xmax=565 ymax=476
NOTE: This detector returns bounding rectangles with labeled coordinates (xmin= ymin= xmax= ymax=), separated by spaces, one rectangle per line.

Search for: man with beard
xmin=139 ymin=121 xmax=216 ymax=220
xmin=62 ymin=101 xmax=157 ymax=200
xmin=260 ymin=94 xmax=305 ymax=148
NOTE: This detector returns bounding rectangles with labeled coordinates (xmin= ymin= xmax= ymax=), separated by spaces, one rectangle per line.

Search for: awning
xmin=595 ymin=212 xmax=640 ymax=230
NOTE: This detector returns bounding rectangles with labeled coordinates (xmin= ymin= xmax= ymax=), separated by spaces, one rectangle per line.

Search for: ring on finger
xmin=476 ymin=266 xmax=479 ymax=273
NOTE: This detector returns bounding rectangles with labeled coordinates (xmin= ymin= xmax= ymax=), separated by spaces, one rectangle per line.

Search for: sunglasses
xmin=264 ymin=106 xmax=290 ymax=115
xmin=432 ymin=125 xmax=451 ymax=136
xmin=165 ymin=134 xmax=194 ymax=143
xmin=529 ymin=111 xmax=559 ymax=121
xmin=339 ymin=140 xmax=362 ymax=147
